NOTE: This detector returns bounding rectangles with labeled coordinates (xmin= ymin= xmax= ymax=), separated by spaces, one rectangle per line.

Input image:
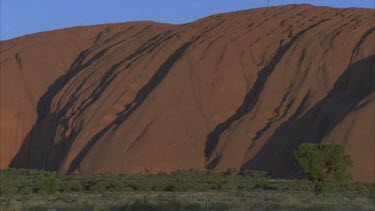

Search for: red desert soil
xmin=1 ymin=4 xmax=374 ymax=182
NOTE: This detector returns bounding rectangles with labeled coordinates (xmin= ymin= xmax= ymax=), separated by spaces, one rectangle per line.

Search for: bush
xmin=129 ymin=179 xmax=152 ymax=191
xmin=294 ymin=143 xmax=353 ymax=196
xmin=41 ymin=176 xmax=61 ymax=194
xmin=62 ymin=180 xmax=83 ymax=192
xmin=2 ymin=168 xmax=371 ymax=197
xmin=19 ymin=186 xmax=34 ymax=195
xmin=0 ymin=182 xmax=18 ymax=195
xmin=107 ymin=179 xmax=124 ymax=192
xmin=236 ymin=179 xmax=255 ymax=191
xmin=219 ymin=182 xmax=237 ymax=191
xmin=151 ymin=179 xmax=170 ymax=191
xmin=90 ymin=181 xmax=107 ymax=193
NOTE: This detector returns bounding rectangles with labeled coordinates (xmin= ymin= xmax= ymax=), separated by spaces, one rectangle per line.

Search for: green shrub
xmin=129 ymin=179 xmax=152 ymax=191
xmin=236 ymin=179 xmax=255 ymax=191
xmin=2 ymin=168 xmax=371 ymax=197
xmin=151 ymin=180 xmax=170 ymax=191
xmin=0 ymin=183 xmax=18 ymax=195
xmin=165 ymin=184 xmax=177 ymax=192
xmin=369 ymin=183 xmax=375 ymax=200
xmin=219 ymin=182 xmax=237 ymax=191
xmin=41 ymin=176 xmax=61 ymax=194
xmin=62 ymin=180 xmax=83 ymax=192
xmin=294 ymin=143 xmax=353 ymax=196
xmin=90 ymin=181 xmax=107 ymax=193
xmin=19 ymin=186 xmax=34 ymax=195
xmin=106 ymin=178 xmax=124 ymax=192
xmin=241 ymin=170 xmax=268 ymax=178
xmin=122 ymin=186 xmax=134 ymax=192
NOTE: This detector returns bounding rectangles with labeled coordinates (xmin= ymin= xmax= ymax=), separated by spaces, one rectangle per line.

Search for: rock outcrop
xmin=1 ymin=5 xmax=374 ymax=181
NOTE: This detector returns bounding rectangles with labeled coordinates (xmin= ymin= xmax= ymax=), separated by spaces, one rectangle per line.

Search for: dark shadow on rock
xmin=15 ymin=53 xmax=23 ymax=69
xmin=66 ymin=21 xmax=226 ymax=173
xmin=241 ymin=54 xmax=375 ymax=178
xmin=67 ymin=41 xmax=193 ymax=174
xmin=10 ymin=30 xmax=175 ymax=171
xmin=204 ymin=19 xmax=331 ymax=168
xmin=9 ymin=48 xmax=101 ymax=170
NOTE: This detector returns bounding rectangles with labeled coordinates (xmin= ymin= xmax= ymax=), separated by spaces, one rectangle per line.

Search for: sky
xmin=1 ymin=0 xmax=374 ymax=40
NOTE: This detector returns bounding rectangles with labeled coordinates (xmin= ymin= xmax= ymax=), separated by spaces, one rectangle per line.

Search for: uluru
xmin=1 ymin=4 xmax=374 ymax=182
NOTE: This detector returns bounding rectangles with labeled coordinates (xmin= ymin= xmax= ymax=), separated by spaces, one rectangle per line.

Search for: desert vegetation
xmin=1 ymin=167 xmax=374 ymax=210
xmin=294 ymin=144 xmax=354 ymax=196
xmin=1 ymin=144 xmax=374 ymax=210
xmin=0 ymin=168 xmax=303 ymax=194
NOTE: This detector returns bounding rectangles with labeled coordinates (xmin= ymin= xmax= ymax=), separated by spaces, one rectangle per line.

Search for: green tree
xmin=42 ymin=176 xmax=61 ymax=194
xmin=294 ymin=143 xmax=353 ymax=196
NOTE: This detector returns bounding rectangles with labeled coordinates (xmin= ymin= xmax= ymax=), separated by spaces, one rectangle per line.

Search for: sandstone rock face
xmin=1 ymin=5 xmax=374 ymax=181
xmin=0 ymin=26 xmax=106 ymax=169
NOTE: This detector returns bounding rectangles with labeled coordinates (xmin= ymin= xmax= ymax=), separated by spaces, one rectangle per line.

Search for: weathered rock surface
xmin=1 ymin=5 xmax=374 ymax=181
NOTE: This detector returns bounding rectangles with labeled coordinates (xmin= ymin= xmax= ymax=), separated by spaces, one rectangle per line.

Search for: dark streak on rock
xmin=67 ymin=40 xmax=194 ymax=174
xmin=204 ymin=18 xmax=331 ymax=168
xmin=15 ymin=53 xmax=23 ymax=69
